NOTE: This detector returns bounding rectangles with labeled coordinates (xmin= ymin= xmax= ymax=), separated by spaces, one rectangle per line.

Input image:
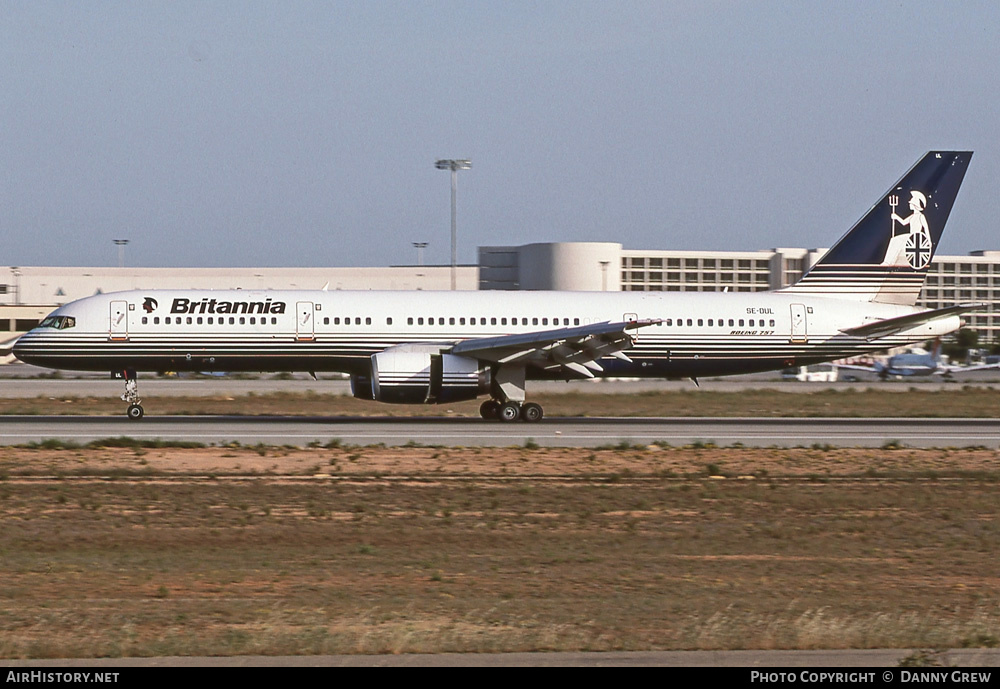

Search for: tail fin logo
xmin=883 ymin=190 xmax=932 ymax=269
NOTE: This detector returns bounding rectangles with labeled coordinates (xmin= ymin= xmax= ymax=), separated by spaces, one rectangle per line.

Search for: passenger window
xmin=573 ymin=318 xmax=579 ymax=325
xmin=249 ymin=317 xmax=255 ymax=325
xmin=165 ymin=317 xmax=171 ymax=325
xmin=229 ymin=317 xmax=235 ymax=325
xmin=770 ymin=319 xmax=775 ymax=327
xmin=729 ymin=319 xmax=734 ymax=326
xmin=739 ymin=319 xmax=744 ymax=327
xmin=438 ymin=317 xmax=444 ymax=325
xmin=198 ymin=317 xmax=204 ymax=325
xmin=532 ymin=318 xmax=538 ymax=325
xmin=459 ymin=317 xmax=465 ymax=325
xmin=239 ymin=317 xmax=245 ymax=325
xmin=449 ymin=317 xmax=455 ymax=325
xmin=355 ymin=317 xmax=361 ymax=325
xmin=707 ymin=319 xmax=713 ymax=326
xmin=387 ymin=317 xmax=393 ymax=325
xmin=407 ymin=317 xmax=413 ymax=325
xmin=323 ymin=317 xmax=329 ymax=325
xmin=365 ymin=317 xmax=371 ymax=325
xmin=698 ymin=319 xmax=703 ymax=326
xmin=154 ymin=317 xmax=160 ymax=325
xmin=501 ymin=318 xmax=507 ymax=326
xmin=141 ymin=317 xmax=148 ymax=325
xmin=491 ymin=317 xmax=497 ymax=325
xmin=418 ymin=317 xmax=424 ymax=325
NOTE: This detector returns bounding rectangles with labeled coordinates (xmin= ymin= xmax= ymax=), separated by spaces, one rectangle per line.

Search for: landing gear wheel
xmin=127 ymin=404 xmax=144 ymax=420
xmin=480 ymin=399 xmax=500 ymax=419
xmin=521 ymin=402 xmax=543 ymax=423
xmin=498 ymin=402 xmax=521 ymax=423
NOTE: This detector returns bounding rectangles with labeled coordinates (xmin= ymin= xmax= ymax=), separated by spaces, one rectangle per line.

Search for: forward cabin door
xmin=789 ymin=303 xmax=808 ymax=343
xmin=109 ymin=300 xmax=129 ymax=341
xmin=296 ymin=301 xmax=316 ymax=341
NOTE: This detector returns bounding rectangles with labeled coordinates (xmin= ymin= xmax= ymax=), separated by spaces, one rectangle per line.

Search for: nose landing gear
xmin=117 ymin=370 xmax=144 ymax=420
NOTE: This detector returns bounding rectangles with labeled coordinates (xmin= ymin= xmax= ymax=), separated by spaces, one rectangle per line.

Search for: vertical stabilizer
xmin=783 ymin=151 xmax=972 ymax=304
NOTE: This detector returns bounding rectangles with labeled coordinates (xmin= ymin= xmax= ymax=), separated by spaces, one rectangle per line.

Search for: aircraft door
xmin=296 ymin=302 xmax=315 ymax=341
xmin=295 ymin=301 xmax=316 ymax=340
xmin=109 ymin=300 xmax=129 ymax=341
xmin=789 ymin=304 xmax=808 ymax=343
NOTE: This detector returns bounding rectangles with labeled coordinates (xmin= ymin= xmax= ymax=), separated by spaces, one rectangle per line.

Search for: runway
xmin=1 ymin=415 xmax=998 ymax=448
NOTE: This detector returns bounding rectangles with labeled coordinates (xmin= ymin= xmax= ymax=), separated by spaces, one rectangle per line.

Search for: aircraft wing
xmin=833 ymin=362 xmax=880 ymax=373
xmin=0 ymin=335 xmax=20 ymax=356
xmin=938 ymin=362 xmax=1000 ymax=374
xmin=449 ymin=319 xmax=661 ymax=378
xmin=840 ymin=303 xmax=985 ymax=339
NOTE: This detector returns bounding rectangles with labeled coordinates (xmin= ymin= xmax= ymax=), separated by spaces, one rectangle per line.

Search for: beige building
xmin=4 ymin=244 xmax=1000 ymax=344
xmin=479 ymin=243 xmax=1000 ymax=344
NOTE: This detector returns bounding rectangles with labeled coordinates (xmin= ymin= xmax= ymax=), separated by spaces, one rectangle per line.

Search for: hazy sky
xmin=2 ymin=1 xmax=998 ymax=268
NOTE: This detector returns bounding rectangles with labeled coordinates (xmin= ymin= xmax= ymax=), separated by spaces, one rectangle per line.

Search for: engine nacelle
xmin=352 ymin=344 xmax=490 ymax=404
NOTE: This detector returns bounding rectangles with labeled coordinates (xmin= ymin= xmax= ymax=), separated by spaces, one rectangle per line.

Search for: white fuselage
xmin=13 ymin=289 xmax=960 ymax=383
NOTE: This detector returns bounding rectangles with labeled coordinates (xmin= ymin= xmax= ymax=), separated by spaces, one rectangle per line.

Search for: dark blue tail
xmin=784 ymin=151 xmax=973 ymax=304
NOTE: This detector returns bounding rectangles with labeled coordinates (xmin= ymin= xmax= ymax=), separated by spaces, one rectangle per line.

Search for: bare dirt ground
xmin=1 ymin=442 xmax=998 ymax=658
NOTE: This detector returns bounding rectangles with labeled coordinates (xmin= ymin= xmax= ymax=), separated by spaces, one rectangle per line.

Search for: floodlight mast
xmin=435 ymin=159 xmax=471 ymax=290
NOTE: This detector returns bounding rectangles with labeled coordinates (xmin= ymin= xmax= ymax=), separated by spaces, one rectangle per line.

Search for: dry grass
xmin=1 ymin=443 xmax=999 ymax=658
xmin=4 ymin=386 xmax=1000 ymax=418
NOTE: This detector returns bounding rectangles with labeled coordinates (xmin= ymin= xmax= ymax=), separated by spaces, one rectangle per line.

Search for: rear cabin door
xmin=109 ymin=300 xmax=129 ymax=341
xmin=296 ymin=301 xmax=315 ymax=341
xmin=789 ymin=303 xmax=808 ymax=343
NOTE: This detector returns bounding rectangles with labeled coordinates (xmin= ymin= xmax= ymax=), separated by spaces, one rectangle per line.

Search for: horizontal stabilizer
xmin=840 ymin=303 xmax=984 ymax=338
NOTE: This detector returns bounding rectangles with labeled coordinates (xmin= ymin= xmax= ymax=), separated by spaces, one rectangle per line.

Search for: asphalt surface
xmin=1 ymin=415 xmax=998 ymax=448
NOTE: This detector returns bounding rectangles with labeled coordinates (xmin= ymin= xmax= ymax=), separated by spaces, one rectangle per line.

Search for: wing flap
xmin=449 ymin=318 xmax=660 ymax=377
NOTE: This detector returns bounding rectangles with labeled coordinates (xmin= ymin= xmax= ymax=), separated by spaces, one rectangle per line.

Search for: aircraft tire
xmin=480 ymin=399 xmax=500 ymax=419
xmin=498 ymin=402 xmax=521 ymax=423
xmin=521 ymin=402 xmax=543 ymax=423
xmin=127 ymin=404 xmax=144 ymax=420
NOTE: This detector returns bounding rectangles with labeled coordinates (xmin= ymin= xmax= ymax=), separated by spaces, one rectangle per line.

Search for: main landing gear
xmin=479 ymin=399 xmax=544 ymax=423
xmin=478 ymin=365 xmax=542 ymax=422
xmin=119 ymin=371 xmax=144 ymax=420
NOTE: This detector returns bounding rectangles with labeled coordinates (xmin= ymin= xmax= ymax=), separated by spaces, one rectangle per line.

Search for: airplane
xmin=837 ymin=340 xmax=1000 ymax=379
xmin=0 ymin=335 xmax=20 ymax=365
xmin=13 ymin=151 xmax=981 ymax=422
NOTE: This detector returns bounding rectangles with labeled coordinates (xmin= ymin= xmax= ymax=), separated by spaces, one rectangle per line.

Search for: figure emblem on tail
xmin=882 ymin=190 xmax=932 ymax=268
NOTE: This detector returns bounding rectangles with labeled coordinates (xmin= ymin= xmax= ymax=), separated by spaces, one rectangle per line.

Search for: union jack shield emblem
xmin=905 ymin=233 xmax=932 ymax=269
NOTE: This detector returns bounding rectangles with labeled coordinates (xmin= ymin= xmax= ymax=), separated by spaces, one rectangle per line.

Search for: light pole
xmin=113 ymin=239 xmax=129 ymax=268
xmin=435 ymin=159 xmax=471 ymax=290
xmin=412 ymin=242 xmax=428 ymax=267
xmin=10 ymin=267 xmax=20 ymax=306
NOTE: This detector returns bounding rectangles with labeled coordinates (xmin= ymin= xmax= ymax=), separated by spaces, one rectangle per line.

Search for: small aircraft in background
xmin=837 ymin=340 xmax=1000 ymax=380
xmin=0 ymin=335 xmax=20 ymax=365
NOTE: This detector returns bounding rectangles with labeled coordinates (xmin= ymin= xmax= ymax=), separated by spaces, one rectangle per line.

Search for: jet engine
xmin=351 ymin=343 xmax=489 ymax=404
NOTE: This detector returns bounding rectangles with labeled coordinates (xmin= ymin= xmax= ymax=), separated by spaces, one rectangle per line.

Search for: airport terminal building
xmin=4 ymin=242 xmax=1000 ymax=344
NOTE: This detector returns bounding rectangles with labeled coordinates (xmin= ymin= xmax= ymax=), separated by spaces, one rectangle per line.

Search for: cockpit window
xmin=38 ymin=316 xmax=76 ymax=330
